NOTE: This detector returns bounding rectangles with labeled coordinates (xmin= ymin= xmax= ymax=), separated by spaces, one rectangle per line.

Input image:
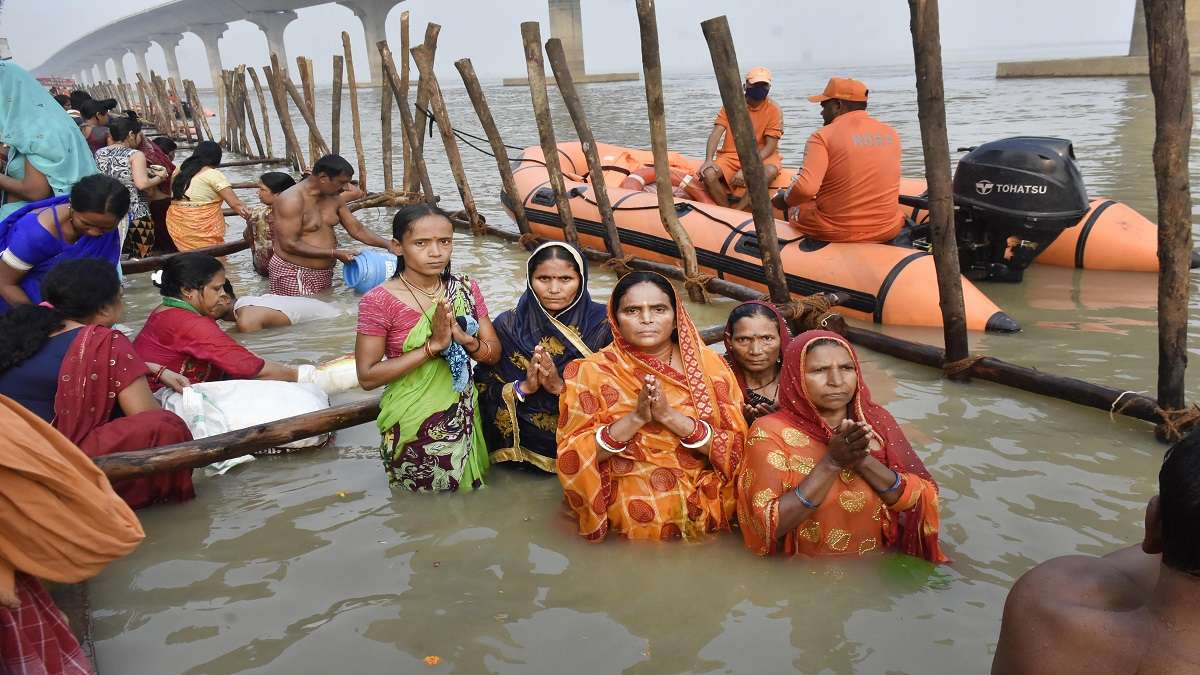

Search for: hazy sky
xmin=1 ymin=0 xmax=1138 ymax=86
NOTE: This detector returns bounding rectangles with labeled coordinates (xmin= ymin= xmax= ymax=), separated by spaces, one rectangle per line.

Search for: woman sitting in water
xmin=166 ymin=140 xmax=252 ymax=252
xmin=476 ymin=242 xmax=612 ymax=473
xmin=723 ymin=301 xmax=791 ymax=424
xmin=133 ymin=252 xmax=300 ymax=388
xmin=0 ymin=258 xmax=195 ymax=508
xmin=736 ymin=330 xmax=947 ymax=562
xmin=557 ymin=271 xmax=747 ymax=541
xmin=0 ymin=174 xmax=129 ymax=312
xmin=355 ymin=204 xmax=500 ymax=492
xmin=243 ymin=171 xmax=296 ymax=277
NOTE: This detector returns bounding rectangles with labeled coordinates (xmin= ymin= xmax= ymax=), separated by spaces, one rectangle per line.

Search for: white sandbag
xmin=313 ymin=354 xmax=360 ymax=394
xmin=158 ymin=380 xmax=332 ymax=471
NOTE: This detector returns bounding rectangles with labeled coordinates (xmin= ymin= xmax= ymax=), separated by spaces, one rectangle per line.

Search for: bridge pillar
xmin=338 ymin=0 xmax=401 ymax=85
xmin=128 ymin=41 xmax=153 ymax=82
xmin=92 ymin=63 xmax=104 ymax=84
xmin=248 ymin=10 xmax=298 ymax=78
xmin=79 ymin=69 xmax=91 ymax=86
xmin=189 ymin=23 xmax=230 ymax=141
xmin=105 ymin=53 xmax=128 ymax=83
xmin=502 ymin=0 xmax=638 ymax=86
xmin=151 ymin=33 xmax=185 ymax=85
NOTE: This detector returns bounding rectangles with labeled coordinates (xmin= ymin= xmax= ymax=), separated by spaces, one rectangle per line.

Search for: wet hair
xmin=172 ymin=140 xmax=223 ymax=200
xmin=54 ymin=94 xmax=71 ymax=109
xmin=610 ymin=271 xmax=677 ymax=315
xmin=107 ymin=114 xmax=141 ymax=144
xmin=1160 ymin=429 xmax=1200 ymax=575
xmin=222 ymin=279 xmax=237 ymax=302
xmin=528 ymin=244 xmax=581 ymax=280
xmin=390 ymin=203 xmax=453 ymax=277
xmin=159 ymin=252 xmax=224 ymax=299
xmin=726 ymin=302 xmax=779 ymax=334
xmin=312 ymin=154 xmax=354 ymax=179
xmin=70 ymin=174 xmax=130 ymax=218
xmin=259 ymin=171 xmax=296 ymax=195
xmin=0 ymin=258 xmax=121 ymax=374
xmin=69 ymin=90 xmax=92 ymax=111
xmin=151 ymin=136 xmax=177 ymax=154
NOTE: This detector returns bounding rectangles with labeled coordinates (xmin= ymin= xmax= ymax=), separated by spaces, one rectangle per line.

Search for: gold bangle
xmin=423 ymin=341 xmax=435 ymax=359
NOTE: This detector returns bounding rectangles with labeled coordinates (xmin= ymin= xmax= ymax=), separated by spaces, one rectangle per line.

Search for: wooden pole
xmin=185 ymin=80 xmax=214 ymax=142
xmin=454 ymin=57 xmax=534 ymax=240
xmin=1144 ymin=0 xmax=1193 ymax=416
xmin=331 ymin=55 xmax=344 ymax=155
xmin=381 ymin=68 xmax=395 ymax=192
xmin=275 ymin=58 xmax=331 ymax=158
xmin=136 ymin=80 xmax=151 ymax=126
xmin=219 ymin=157 xmax=290 ymax=167
xmin=399 ymin=10 xmax=413 ymax=192
xmin=700 ymin=17 xmax=790 ymax=305
xmin=379 ymin=41 xmax=435 ymax=201
xmin=545 ymin=38 xmax=625 ymax=259
xmin=152 ymin=74 xmax=177 ymax=140
xmin=247 ymin=68 xmax=274 ymax=158
xmin=264 ymin=62 xmax=307 ymax=173
xmin=341 ymin=32 xmax=368 ymax=192
xmin=232 ymin=69 xmax=252 ymax=155
xmin=297 ymin=56 xmax=319 ymax=165
xmin=167 ymin=78 xmax=193 ymax=144
xmin=521 ymin=21 xmax=580 ymax=247
xmin=238 ymin=68 xmax=266 ymax=159
xmin=411 ymin=41 xmax=483 ymax=233
xmin=182 ymin=79 xmax=205 ymax=141
xmin=407 ymin=23 xmax=441 ymax=194
xmin=635 ymin=0 xmax=706 ymax=302
xmin=908 ymin=0 xmax=971 ymax=373
xmin=219 ymin=70 xmax=235 ymax=151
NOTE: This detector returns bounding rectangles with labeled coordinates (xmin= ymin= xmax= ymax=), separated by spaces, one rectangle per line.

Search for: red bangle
xmin=599 ymin=424 xmax=631 ymax=450
xmin=680 ymin=417 xmax=705 ymax=445
xmin=153 ymin=365 xmax=166 ymax=382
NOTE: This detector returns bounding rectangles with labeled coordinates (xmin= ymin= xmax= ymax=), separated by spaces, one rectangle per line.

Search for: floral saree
xmin=376 ymin=274 xmax=489 ymax=492
xmin=736 ymin=330 xmax=948 ymax=562
xmin=556 ymin=275 xmax=747 ymax=541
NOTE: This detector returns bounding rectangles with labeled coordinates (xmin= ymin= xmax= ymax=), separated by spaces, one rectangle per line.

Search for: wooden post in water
xmin=247 ymin=68 xmax=274 ymax=158
xmin=380 ymin=41 xmax=435 ymax=201
xmin=331 ymin=55 xmax=344 ymax=155
xmin=635 ymin=0 xmax=705 ymax=302
xmin=136 ymin=80 xmax=151 ymax=126
xmin=341 ymin=32 xmax=368 ymax=192
xmin=1144 ymin=0 xmax=1194 ymax=421
xmin=167 ymin=78 xmax=194 ymax=144
xmin=277 ymin=62 xmax=331 ymax=158
xmin=520 ymin=21 xmax=580 ymax=247
xmin=181 ymin=79 xmax=204 ymax=141
xmin=238 ymin=68 xmax=266 ymax=159
xmin=233 ymin=69 xmax=253 ymax=155
xmin=297 ymin=57 xmax=319 ymax=165
xmin=221 ymin=70 xmax=237 ymax=152
xmin=412 ymin=41 xmax=483 ymax=233
xmin=455 ymin=57 xmax=534 ymax=241
xmin=264 ymin=61 xmax=307 ymax=173
xmin=407 ymin=24 xmax=441 ymax=195
xmin=907 ymin=0 xmax=970 ymax=372
xmin=152 ymin=74 xmax=177 ymax=140
xmin=399 ymin=11 xmax=413 ymax=192
xmin=185 ymin=80 xmax=214 ymax=142
xmin=381 ymin=69 xmax=395 ymax=192
xmin=700 ymin=17 xmax=790 ymax=305
xmin=545 ymin=38 xmax=625 ymax=259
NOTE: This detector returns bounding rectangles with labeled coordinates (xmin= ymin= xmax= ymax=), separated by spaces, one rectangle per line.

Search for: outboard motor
xmin=950 ymin=137 xmax=1090 ymax=282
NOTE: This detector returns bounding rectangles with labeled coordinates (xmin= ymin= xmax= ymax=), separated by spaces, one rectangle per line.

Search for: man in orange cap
xmin=697 ymin=66 xmax=784 ymax=211
xmin=771 ymin=77 xmax=904 ymax=243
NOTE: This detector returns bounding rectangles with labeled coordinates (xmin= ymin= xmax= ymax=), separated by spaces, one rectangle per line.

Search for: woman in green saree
xmin=355 ymin=204 xmax=500 ymax=492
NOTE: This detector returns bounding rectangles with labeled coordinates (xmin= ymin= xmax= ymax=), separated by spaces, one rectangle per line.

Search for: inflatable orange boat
xmin=506 ymin=142 xmax=1019 ymax=333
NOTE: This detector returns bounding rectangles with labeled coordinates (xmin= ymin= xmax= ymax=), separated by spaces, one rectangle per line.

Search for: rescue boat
xmin=506 ymin=142 xmax=1019 ymax=333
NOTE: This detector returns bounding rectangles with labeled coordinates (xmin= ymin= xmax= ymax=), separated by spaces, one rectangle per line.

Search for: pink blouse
xmin=357 ymin=280 xmax=488 ymax=358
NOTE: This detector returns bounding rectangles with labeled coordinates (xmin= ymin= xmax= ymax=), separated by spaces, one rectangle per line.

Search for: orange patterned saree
xmin=556 ymin=281 xmax=747 ymax=541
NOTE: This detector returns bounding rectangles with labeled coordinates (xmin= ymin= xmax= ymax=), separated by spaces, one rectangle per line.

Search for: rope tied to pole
xmin=517 ymin=232 xmax=540 ymax=250
xmin=682 ymin=272 xmax=714 ymax=302
xmin=1153 ymin=404 xmax=1200 ymax=442
xmin=448 ymin=209 xmax=487 ymax=236
xmin=943 ymin=354 xmax=985 ymax=378
xmin=603 ymin=255 xmax=638 ymax=276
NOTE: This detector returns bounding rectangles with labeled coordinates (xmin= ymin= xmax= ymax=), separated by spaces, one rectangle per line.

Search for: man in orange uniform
xmin=698 ymin=67 xmax=783 ymax=211
xmin=771 ymin=77 xmax=903 ymax=243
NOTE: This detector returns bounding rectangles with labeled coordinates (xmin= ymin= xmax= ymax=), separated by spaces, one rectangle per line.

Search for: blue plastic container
xmin=343 ymin=250 xmax=397 ymax=293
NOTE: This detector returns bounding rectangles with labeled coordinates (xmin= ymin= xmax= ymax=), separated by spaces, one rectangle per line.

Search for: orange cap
xmin=745 ymin=67 xmax=773 ymax=86
xmin=807 ymin=77 xmax=868 ymax=103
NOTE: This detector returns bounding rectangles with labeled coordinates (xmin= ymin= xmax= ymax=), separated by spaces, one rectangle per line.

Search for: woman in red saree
xmin=736 ymin=330 xmax=948 ymax=562
xmin=556 ymin=271 xmax=747 ymax=541
xmin=0 ymin=258 xmax=194 ymax=509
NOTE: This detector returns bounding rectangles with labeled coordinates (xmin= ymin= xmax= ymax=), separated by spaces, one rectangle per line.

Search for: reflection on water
xmin=89 ymin=61 xmax=1191 ymax=673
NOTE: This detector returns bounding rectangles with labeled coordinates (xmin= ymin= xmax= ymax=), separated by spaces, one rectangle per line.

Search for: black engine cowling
xmin=950 ymin=136 xmax=1090 ymax=282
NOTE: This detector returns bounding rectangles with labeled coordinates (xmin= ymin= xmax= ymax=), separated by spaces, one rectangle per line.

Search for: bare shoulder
xmin=992 ymin=553 xmax=1148 ymax=675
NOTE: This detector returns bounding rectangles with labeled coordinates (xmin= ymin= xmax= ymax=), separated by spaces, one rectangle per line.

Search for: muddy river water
xmin=87 ymin=61 xmax=1198 ymax=673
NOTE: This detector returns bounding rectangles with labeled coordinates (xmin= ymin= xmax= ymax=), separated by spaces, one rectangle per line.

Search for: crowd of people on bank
xmin=1 ymin=58 xmax=1192 ymax=675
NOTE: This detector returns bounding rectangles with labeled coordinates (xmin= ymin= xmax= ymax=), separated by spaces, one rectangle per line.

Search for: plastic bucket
xmin=343 ymin=250 xmax=397 ymax=293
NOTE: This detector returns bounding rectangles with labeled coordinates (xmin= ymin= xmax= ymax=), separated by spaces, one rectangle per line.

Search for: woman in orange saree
xmin=556 ymin=271 xmax=747 ymax=541
xmin=736 ymin=330 xmax=948 ymax=562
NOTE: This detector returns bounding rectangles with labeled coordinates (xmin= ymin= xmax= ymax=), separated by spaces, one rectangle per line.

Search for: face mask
xmin=745 ymin=85 xmax=769 ymax=102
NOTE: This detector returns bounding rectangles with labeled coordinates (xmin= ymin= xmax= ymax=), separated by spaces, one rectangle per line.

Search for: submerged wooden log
xmin=908 ymin=0 xmax=971 ymax=374
xmin=219 ymin=157 xmax=290 ymax=168
xmin=122 ymin=240 xmax=250 ymax=273
xmin=1144 ymin=0 xmax=1194 ymax=418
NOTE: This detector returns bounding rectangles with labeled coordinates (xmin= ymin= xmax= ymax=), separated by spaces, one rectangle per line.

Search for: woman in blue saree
xmin=0 ymin=61 xmax=97 ymax=221
xmin=475 ymin=242 xmax=612 ymax=472
xmin=0 ymin=174 xmax=129 ymax=311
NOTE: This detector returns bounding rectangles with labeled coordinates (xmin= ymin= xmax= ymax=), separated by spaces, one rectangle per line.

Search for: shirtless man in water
xmin=269 ymin=154 xmax=399 ymax=296
xmin=992 ymin=429 xmax=1200 ymax=674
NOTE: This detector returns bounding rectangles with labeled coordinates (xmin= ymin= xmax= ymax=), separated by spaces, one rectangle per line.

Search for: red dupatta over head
xmin=52 ymin=325 xmax=146 ymax=446
xmin=722 ymin=300 xmax=792 ymax=393
xmin=776 ymin=329 xmax=945 ymax=562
